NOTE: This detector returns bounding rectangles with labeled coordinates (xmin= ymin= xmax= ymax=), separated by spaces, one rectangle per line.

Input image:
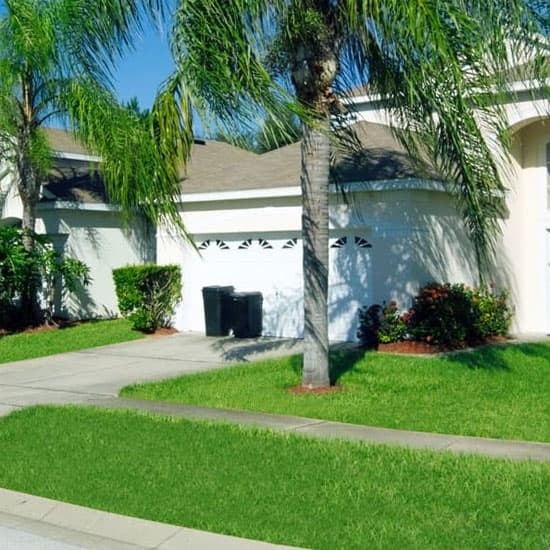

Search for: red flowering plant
xmin=357 ymin=283 xmax=512 ymax=349
xmin=407 ymin=283 xmax=512 ymax=346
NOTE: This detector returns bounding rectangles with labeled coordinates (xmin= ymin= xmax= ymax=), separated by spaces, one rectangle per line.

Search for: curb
xmin=0 ymin=488 xmax=305 ymax=550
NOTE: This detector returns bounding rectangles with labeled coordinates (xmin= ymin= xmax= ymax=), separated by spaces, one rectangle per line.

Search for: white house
xmin=1 ymin=82 xmax=549 ymax=340
xmin=0 ymin=128 xmax=155 ymax=318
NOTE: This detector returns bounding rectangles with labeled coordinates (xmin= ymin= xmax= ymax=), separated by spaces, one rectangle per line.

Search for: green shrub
xmin=471 ymin=287 xmax=512 ymax=339
xmin=357 ymin=301 xmax=408 ymax=347
xmin=112 ymin=265 xmax=182 ymax=332
xmin=408 ymin=283 xmax=474 ymax=346
xmin=408 ymin=283 xmax=512 ymax=346
xmin=378 ymin=301 xmax=408 ymax=343
xmin=357 ymin=304 xmax=382 ymax=348
xmin=40 ymin=246 xmax=90 ymax=325
xmin=357 ymin=283 xmax=513 ymax=348
xmin=0 ymin=226 xmax=35 ymax=309
xmin=0 ymin=227 xmax=89 ymax=328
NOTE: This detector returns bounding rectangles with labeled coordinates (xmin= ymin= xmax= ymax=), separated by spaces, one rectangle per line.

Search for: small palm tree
xmin=0 ymin=0 xmax=184 ymax=322
xmin=159 ymin=0 xmax=548 ymax=388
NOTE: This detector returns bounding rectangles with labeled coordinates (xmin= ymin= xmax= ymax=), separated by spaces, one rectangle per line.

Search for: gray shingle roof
xmin=44 ymin=127 xmax=91 ymax=156
xmin=42 ymin=122 xmax=438 ymax=203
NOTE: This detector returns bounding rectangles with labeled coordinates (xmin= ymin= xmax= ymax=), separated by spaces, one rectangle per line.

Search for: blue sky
xmin=113 ymin=24 xmax=174 ymax=110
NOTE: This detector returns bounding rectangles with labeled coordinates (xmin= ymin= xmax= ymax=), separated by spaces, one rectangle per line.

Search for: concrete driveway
xmin=0 ymin=332 xmax=302 ymax=417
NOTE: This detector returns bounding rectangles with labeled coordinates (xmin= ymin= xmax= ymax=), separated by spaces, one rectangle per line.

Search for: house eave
xmin=345 ymin=78 xmax=550 ymax=108
xmin=52 ymin=151 xmax=101 ymax=163
xmin=37 ymin=201 xmax=118 ymax=212
xmin=177 ymin=178 xmax=449 ymax=204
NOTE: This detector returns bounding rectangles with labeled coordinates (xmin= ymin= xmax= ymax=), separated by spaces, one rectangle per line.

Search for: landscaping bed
xmin=376 ymin=335 xmax=510 ymax=355
xmin=0 ymin=406 xmax=548 ymax=550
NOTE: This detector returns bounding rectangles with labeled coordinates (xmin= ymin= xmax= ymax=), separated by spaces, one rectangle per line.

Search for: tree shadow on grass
xmin=441 ymin=341 xmax=550 ymax=371
xmin=213 ymin=337 xmax=302 ymax=363
xmin=289 ymin=348 xmax=364 ymax=385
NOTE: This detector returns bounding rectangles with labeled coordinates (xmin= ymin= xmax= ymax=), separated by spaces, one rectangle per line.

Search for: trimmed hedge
xmin=112 ymin=264 xmax=182 ymax=332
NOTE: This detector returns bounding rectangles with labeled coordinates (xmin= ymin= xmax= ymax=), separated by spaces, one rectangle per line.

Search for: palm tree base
xmin=287 ymin=384 xmax=344 ymax=394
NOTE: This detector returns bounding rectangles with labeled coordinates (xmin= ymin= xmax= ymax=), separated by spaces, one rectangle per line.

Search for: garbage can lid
xmin=202 ymin=285 xmax=235 ymax=292
xmin=231 ymin=292 xmax=263 ymax=303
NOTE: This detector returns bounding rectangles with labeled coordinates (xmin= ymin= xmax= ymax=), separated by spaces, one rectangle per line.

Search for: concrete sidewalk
xmin=1 ymin=331 xmax=549 ymax=548
xmin=2 ymin=331 xmax=549 ymax=462
xmin=0 ymin=334 xmax=310 ymax=548
xmin=89 ymin=396 xmax=550 ymax=462
xmin=0 ymin=488 xmax=304 ymax=550
xmin=0 ymin=332 xmax=303 ymax=416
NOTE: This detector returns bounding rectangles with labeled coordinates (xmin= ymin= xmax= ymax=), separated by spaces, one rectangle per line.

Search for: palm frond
xmin=336 ymin=0 xmax=547 ymax=274
xmin=59 ymin=78 xmax=187 ymax=236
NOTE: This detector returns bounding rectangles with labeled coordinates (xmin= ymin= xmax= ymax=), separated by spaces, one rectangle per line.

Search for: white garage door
xmin=177 ymin=233 xmax=373 ymax=342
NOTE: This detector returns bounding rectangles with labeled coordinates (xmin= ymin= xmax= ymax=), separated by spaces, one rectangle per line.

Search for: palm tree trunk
xmin=20 ymin=194 xmax=39 ymax=324
xmin=301 ymin=118 xmax=330 ymax=388
xmin=21 ymin=195 xmax=36 ymax=251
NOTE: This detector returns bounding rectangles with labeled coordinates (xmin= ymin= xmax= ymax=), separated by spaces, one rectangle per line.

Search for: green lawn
xmin=0 ymin=406 xmax=548 ymax=550
xmin=0 ymin=319 xmax=144 ymax=364
xmin=122 ymin=341 xmax=550 ymax=442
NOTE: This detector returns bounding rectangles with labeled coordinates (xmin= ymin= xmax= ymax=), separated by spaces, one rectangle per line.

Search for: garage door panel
xmin=177 ymin=234 xmax=373 ymax=341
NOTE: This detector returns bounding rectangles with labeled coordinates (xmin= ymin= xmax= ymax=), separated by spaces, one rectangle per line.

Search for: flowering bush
xmin=357 ymin=301 xmax=407 ymax=348
xmin=408 ymin=283 xmax=474 ymax=346
xmin=357 ymin=283 xmax=512 ymax=348
xmin=471 ymin=287 xmax=512 ymax=339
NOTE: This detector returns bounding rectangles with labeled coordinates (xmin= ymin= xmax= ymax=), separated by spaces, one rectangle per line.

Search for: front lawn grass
xmin=0 ymin=406 xmax=548 ymax=550
xmin=122 ymin=341 xmax=550 ymax=442
xmin=0 ymin=319 xmax=144 ymax=364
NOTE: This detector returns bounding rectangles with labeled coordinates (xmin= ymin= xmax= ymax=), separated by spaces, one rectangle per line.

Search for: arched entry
xmin=505 ymin=116 xmax=550 ymax=334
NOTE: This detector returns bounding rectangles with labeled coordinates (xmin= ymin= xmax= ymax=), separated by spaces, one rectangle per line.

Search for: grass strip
xmin=0 ymin=406 xmax=548 ymax=550
xmin=0 ymin=319 xmax=143 ymax=364
xmin=122 ymin=342 xmax=550 ymax=442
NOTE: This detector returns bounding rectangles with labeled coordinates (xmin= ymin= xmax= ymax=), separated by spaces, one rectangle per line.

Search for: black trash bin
xmin=202 ymin=286 xmax=234 ymax=336
xmin=231 ymin=292 xmax=263 ymax=338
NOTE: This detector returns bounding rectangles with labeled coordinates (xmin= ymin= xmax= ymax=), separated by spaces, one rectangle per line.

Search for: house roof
xmin=44 ymin=127 xmax=91 ymax=156
xmin=180 ymin=140 xmax=301 ymax=193
xmin=41 ymin=122 xmax=439 ymax=203
xmin=182 ymin=121 xmax=438 ymax=194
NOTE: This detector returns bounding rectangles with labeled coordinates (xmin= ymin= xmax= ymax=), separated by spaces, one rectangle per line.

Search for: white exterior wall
xmin=0 ymin=163 xmax=23 ymax=223
xmin=1 ymin=151 xmax=155 ymax=320
xmin=501 ymin=118 xmax=550 ymax=333
xmin=159 ymin=185 xmax=477 ymax=341
xmin=37 ymin=204 xmax=155 ymax=318
xmin=344 ymin=91 xmax=550 ymax=336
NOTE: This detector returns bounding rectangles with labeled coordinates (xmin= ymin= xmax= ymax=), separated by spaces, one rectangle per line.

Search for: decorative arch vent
xmin=355 ymin=236 xmax=372 ymax=248
xmin=258 ymin=238 xmax=273 ymax=249
xmin=216 ymin=240 xmax=230 ymax=250
xmin=283 ymin=238 xmax=298 ymax=249
xmin=331 ymin=237 xmax=347 ymax=249
xmin=237 ymin=238 xmax=274 ymax=249
xmin=238 ymin=239 xmax=253 ymax=249
xmin=198 ymin=239 xmax=231 ymax=250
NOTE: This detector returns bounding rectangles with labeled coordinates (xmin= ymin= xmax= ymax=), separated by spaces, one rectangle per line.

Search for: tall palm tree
xmin=158 ymin=0 xmax=548 ymax=388
xmin=0 ymin=0 xmax=185 ymax=321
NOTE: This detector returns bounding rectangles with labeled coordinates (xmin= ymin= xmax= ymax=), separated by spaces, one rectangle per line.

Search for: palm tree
xmin=0 ymin=0 xmax=184 ymax=321
xmin=158 ymin=0 xmax=548 ymax=388
xmin=215 ymin=110 xmax=302 ymax=153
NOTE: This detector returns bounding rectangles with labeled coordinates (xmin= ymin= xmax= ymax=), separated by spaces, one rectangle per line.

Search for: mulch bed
xmin=0 ymin=317 xmax=80 ymax=337
xmin=375 ymin=336 xmax=510 ymax=355
xmin=0 ymin=318 xmax=178 ymax=337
